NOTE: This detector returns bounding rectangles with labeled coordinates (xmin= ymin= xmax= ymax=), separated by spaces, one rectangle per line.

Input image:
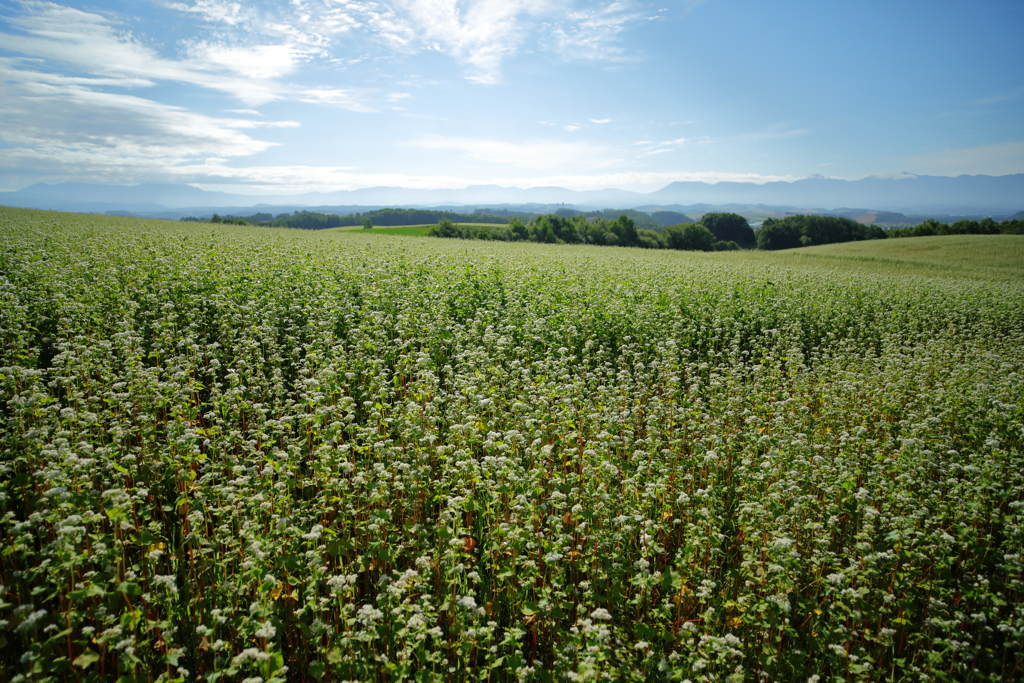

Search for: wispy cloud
xmin=738 ymin=126 xmax=811 ymax=142
xmin=168 ymin=0 xmax=652 ymax=83
xmin=0 ymin=0 xmax=384 ymax=182
xmin=635 ymin=136 xmax=690 ymax=156
xmin=550 ymin=2 xmax=648 ymax=62
xmin=0 ymin=64 xmax=283 ymax=181
xmin=167 ymin=0 xmax=247 ymax=26
xmin=903 ymin=141 xmax=1024 ymax=176
xmin=298 ymin=87 xmax=375 ymax=112
xmin=972 ymin=86 xmax=1024 ymax=107
xmin=173 ymin=165 xmax=799 ymax=194
xmin=408 ymin=134 xmax=619 ymax=170
xmin=590 ymin=118 xmax=613 ymax=124
xmin=2 ymin=3 xmax=288 ymax=104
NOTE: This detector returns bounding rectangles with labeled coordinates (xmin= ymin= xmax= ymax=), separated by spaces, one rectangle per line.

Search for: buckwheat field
xmin=1 ymin=207 xmax=1022 ymax=683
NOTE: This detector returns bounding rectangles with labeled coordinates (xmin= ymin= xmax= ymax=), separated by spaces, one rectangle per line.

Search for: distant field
xmin=716 ymin=234 xmax=1024 ymax=281
xmin=340 ymin=226 xmax=1024 ymax=280
xmin=333 ymin=223 xmax=499 ymax=236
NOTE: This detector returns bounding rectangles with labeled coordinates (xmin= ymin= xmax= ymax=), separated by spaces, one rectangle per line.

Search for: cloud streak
xmin=177 ymin=164 xmax=800 ymax=193
xmin=167 ymin=0 xmax=652 ymax=83
xmin=2 ymin=3 xmax=288 ymax=104
xmin=409 ymin=134 xmax=620 ymax=170
xmin=903 ymin=141 xmax=1024 ymax=176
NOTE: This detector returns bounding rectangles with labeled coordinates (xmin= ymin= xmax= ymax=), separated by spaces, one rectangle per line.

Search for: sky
xmin=1 ymin=0 xmax=1022 ymax=194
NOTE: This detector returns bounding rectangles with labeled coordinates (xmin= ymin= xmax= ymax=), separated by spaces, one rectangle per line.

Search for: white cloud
xmin=186 ymin=42 xmax=301 ymax=81
xmin=298 ymin=87 xmax=376 ymax=112
xmin=551 ymin=2 xmax=646 ymax=62
xmin=167 ymin=0 xmax=247 ymax=26
xmin=1 ymin=3 xmax=284 ymax=104
xmin=409 ymin=134 xmax=618 ymax=170
xmin=0 ymin=56 xmax=288 ymax=182
xmin=564 ymin=124 xmax=581 ymax=132
xmin=166 ymin=0 xmax=650 ymax=83
xmin=590 ymin=118 xmax=612 ymax=123
xmin=634 ymin=136 xmax=689 ymax=155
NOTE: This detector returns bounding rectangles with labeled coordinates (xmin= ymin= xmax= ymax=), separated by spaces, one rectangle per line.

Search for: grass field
xmin=334 ymin=223 xmax=500 ymax=236
xmin=1 ymin=207 xmax=1022 ymax=682
xmin=719 ymin=235 xmax=1024 ymax=282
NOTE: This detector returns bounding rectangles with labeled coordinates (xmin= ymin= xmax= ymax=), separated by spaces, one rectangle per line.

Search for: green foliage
xmin=756 ymin=219 xmax=802 ymax=250
xmin=589 ymin=209 xmax=664 ymax=232
xmin=429 ymin=213 xmax=648 ymax=248
xmin=699 ymin=212 xmax=756 ymax=248
xmin=636 ymin=228 xmax=665 ymax=249
xmin=224 ymin=209 xmax=515 ymax=230
xmin=651 ymin=211 xmax=694 ymax=226
xmin=2 ymin=206 xmax=1024 ymax=683
xmin=888 ymin=217 xmax=1020 ymax=238
xmin=757 ymin=215 xmax=886 ymax=250
xmin=272 ymin=210 xmax=348 ymax=229
xmin=663 ymin=223 xmax=716 ymax=251
xmin=1003 ymin=219 xmax=1024 ymax=235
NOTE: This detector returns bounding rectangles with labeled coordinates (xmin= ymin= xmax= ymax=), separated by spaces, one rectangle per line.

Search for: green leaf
xmin=73 ymin=649 xmax=100 ymax=670
xmin=116 ymin=581 xmax=142 ymax=597
xmin=661 ymin=569 xmax=683 ymax=591
xmin=521 ymin=601 xmax=539 ymax=616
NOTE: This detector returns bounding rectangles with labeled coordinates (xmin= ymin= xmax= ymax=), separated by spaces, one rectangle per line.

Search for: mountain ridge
xmin=3 ymin=173 xmax=1022 ymax=216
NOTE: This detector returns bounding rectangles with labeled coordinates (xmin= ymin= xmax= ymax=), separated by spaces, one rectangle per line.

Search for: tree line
xmin=431 ymin=212 xmax=1024 ymax=252
xmin=184 ymin=208 xmax=1024 ymax=252
xmin=886 ymin=217 xmax=1024 ymax=238
xmin=428 ymin=212 xmax=754 ymax=250
xmin=184 ymin=208 xmax=512 ymax=229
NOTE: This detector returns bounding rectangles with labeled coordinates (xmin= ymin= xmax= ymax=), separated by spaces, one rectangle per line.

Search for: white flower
xmin=254 ymin=621 xmax=276 ymax=639
xmin=232 ymin=648 xmax=270 ymax=666
xmin=356 ymin=604 xmax=384 ymax=623
xmin=590 ymin=608 xmax=612 ymax=621
xmin=153 ymin=575 xmax=178 ymax=595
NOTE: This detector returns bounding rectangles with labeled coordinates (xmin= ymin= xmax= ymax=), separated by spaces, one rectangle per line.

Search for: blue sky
xmin=1 ymin=0 xmax=1022 ymax=194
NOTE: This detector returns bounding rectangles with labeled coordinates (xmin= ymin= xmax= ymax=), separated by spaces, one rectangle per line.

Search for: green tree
xmin=699 ymin=212 xmax=756 ymax=247
xmin=636 ymin=229 xmax=666 ymax=249
xmin=363 ymin=218 xmax=373 ymax=229
xmin=664 ymin=223 xmax=715 ymax=251
xmin=509 ymin=218 xmax=528 ymax=241
xmin=611 ymin=215 xmax=639 ymax=247
xmin=429 ymin=218 xmax=460 ymax=238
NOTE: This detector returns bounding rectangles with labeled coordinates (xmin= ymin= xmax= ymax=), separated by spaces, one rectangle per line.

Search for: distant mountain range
xmin=2 ymin=173 xmax=1022 ymax=219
